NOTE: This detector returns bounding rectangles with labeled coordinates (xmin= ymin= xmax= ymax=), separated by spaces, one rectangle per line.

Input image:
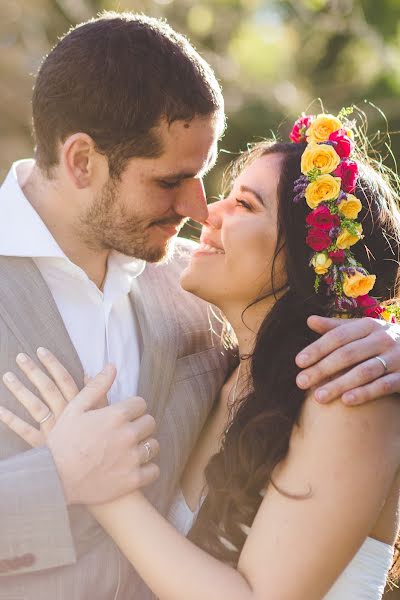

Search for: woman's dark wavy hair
xmin=188 ymin=140 xmax=400 ymax=568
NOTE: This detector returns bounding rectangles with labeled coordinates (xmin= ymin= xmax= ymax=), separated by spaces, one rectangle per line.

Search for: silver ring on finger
xmin=375 ymin=355 xmax=389 ymax=374
xmin=142 ymin=440 xmax=152 ymax=464
xmin=39 ymin=410 xmax=53 ymax=425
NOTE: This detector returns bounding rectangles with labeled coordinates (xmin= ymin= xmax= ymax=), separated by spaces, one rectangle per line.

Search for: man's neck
xmin=22 ymin=164 xmax=109 ymax=288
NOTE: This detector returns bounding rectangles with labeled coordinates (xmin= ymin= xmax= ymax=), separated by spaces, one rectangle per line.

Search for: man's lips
xmin=151 ymin=219 xmax=184 ymax=234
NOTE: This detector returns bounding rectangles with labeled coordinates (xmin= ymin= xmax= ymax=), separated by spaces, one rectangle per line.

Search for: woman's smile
xmin=192 ymin=245 xmax=225 ymax=257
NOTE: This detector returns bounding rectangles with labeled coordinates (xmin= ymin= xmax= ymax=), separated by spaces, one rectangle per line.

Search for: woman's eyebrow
xmin=239 ymin=185 xmax=264 ymax=205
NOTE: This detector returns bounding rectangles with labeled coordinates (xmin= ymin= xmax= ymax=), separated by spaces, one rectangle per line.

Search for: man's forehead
xmin=154 ymin=146 xmax=217 ymax=181
xmin=156 ymin=118 xmax=219 ymax=174
xmin=161 ymin=113 xmax=221 ymax=146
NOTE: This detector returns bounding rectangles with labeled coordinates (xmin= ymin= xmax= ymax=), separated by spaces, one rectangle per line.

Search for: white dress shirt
xmin=0 ymin=159 xmax=145 ymax=404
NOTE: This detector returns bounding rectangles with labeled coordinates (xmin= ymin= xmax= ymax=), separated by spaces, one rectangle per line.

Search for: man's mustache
xmin=150 ymin=216 xmax=188 ymax=229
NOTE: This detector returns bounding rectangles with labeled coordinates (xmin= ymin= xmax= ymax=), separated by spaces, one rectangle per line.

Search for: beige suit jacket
xmin=0 ymin=240 xmax=230 ymax=599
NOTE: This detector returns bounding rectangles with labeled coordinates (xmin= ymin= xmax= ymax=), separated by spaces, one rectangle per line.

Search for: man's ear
xmin=61 ymin=133 xmax=99 ymax=189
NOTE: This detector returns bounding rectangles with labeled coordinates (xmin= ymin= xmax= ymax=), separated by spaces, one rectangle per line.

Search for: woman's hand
xmin=296 ymin=316 xmax=400 ymax=404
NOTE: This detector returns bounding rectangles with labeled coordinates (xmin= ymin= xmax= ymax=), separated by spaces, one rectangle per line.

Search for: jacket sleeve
xmin=0 ymin=444 xmax=76 ymax=575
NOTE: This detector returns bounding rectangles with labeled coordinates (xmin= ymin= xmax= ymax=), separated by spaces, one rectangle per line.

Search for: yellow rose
xmin=381 ymin=310 xmax=392 ymax=322
xmin=311 ymin=253 xmax=333 ymax=275
xmin=338 ymin=194 xmax=362 ymax=219
xmin=336 ymin=223 xmax=363 ymax=249
xmin=306 ymin=114 xmax=343 ymax=143
xmin=301 ymin=142 xmax=341 ymax=175
xmin=305 ymin=174 xmax=342 ymax=209
xmin=342 ymin=272 xmax=376 ymax=298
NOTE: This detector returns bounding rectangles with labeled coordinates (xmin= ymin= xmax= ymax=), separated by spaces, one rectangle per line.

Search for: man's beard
xmin=77 ymin=178 xmax=186 ymax=263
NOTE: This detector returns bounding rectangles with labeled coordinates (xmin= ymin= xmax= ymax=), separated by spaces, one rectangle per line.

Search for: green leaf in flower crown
xmin=337 ymin=106 xmax=355 ymax=120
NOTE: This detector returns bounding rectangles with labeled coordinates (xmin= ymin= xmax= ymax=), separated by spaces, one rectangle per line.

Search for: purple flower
xmin=335 ymin=190 xmax=347 ymax=204
xmin=329 ymin=226 xmax=340 ymax=238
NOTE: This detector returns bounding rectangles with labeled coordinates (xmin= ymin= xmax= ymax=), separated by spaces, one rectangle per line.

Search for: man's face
xmin=79 ymin=114 xmax=222 ymax=262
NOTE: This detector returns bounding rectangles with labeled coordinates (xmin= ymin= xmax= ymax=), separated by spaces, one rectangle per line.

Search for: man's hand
xmin=295 ymin=315 xmax=400 ymax=405
xmin=0 ymin=351 xmax=160 ymax=505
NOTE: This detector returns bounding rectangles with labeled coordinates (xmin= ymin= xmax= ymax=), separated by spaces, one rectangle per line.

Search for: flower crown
xmin=289 ymin=109 xmax=397 ymax=322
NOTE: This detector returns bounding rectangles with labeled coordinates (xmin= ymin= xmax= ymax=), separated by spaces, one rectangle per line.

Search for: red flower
xmin=333 ymin=160 xmax=359 ymax=193
xmin=306 ymin=228 xmax=331 ymax=251
xmin=328 ymin=129 xmax=354 ymax=159
xmin=356 ymin=295 xmax=384 ymax=318
xmin=365 ymin=305 xmax=385 ymax=318
xmin=329 ymin=249 xmax=346 ymax=264
xmin=356 ymin=294 xmax=376 ymax=308
xmin=289 ymin=115 xmax=314 ymax=143
xmin=306 ymin=205 xmax=340 ymax=230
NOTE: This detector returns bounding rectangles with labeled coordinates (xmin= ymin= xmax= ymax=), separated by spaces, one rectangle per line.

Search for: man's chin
xmin=127 ymin=237 xmax=176 ymax=264
xmin=151 ymin=236 xmax=176 ymax=264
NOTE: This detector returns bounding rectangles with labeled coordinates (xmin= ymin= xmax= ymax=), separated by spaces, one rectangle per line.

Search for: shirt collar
xmin=0 ymin=159 xmax=65 ymax=258
xmin=0 ymin=159 xmax=145 ymax=279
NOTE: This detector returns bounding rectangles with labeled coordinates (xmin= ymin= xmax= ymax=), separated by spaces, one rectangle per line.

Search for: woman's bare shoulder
xmin=291 ymin=390 xmax=400 ymax=465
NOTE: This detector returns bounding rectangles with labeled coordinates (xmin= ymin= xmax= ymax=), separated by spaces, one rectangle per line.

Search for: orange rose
xmin=343 ymin=272 xmax=376 ymax=298
xmin=306 ymin=114 xmax=343 ymax=143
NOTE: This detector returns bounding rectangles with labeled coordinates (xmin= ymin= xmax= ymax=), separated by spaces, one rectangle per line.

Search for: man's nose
xmin=174 ymin=179 xmax=209 ymax=224
xmin=202 ymin=197 xmax=225 ymax=230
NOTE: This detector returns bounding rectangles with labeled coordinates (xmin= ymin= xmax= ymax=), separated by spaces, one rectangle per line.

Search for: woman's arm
xmin=2 ymin=351 xmax=400 ymax=600
xmin=237 ymin=394 xmax=400 ymax=599
xmin=89 ymin=394 xmax=400 ymax=600
xmin=91 ymin=494 xmax=252 ymax=600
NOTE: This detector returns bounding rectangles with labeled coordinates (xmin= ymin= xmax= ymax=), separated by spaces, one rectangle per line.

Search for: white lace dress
xmin=167 ymin=489 xmax=393 ymax=599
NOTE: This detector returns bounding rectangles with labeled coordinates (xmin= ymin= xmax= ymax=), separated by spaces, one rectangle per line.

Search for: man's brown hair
xmin=32 ymin=12 xmax=224 ymax=178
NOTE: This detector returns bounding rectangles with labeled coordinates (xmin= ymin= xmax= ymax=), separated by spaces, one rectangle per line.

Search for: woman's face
xmin=181 ymin=152 xmax=286 ymax=310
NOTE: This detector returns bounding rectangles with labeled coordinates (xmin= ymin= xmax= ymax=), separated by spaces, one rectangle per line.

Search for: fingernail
xmin=297 ymin=353 xmax=309 ymax=367
xmin=315 ymin=389 xmax=328 ymax=403
xmin=37 ymin=347 xmax=49 ymax=358
xmin=343 ymin=392 xmax=355 ymax=404
xmin=297 ymin=373 xmax=309 ymax=388
xmin=102 ymin=364 xmax=114 ymax=375
xmin=3 ymin=372 xmax=16 ymax=383
xmin=16 ymin=353 xmax=28 ymax=363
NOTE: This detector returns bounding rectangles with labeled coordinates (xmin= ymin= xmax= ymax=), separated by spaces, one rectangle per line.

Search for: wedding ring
xmin=375 ymin=356 xmax=389 ymax=373
xmin=39 ymin=410 xmax=53 ymax=425
xmin=143 ymin=441 xmax=152 ymax=463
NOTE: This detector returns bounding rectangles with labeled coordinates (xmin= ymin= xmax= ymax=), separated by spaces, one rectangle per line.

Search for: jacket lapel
xmin=0 ymin=256 xmax=84 ymax=386
xmin=130 ymin=263 xmax=179 ymax=421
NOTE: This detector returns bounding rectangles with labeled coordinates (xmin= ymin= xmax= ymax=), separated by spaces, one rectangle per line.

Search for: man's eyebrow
xmin=156 ymin=157 xmax=217 ymax=182
xmin=156 ymin=149 xmax=218 ymax=182
xmin=240 ymin=185 xmax=264 ymax=205
xmin=155 ymin=171 xmax=197 ymax=182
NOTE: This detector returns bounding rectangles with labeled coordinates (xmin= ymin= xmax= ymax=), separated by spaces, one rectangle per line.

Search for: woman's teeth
xmin=198 ymin=243 xmax=225 ymax=254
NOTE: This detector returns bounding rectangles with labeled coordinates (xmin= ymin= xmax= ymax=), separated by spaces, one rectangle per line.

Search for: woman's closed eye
xmin=235 ymin=198 xmax=252 ymax=210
